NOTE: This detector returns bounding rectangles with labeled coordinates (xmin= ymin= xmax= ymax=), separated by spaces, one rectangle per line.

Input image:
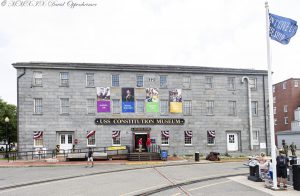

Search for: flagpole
xmin=265 ymin=1 xmax=278 ymax=189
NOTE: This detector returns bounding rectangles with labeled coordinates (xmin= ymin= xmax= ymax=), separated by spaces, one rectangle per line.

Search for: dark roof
xmin=12 ymin=62 xmax=268 ymax=75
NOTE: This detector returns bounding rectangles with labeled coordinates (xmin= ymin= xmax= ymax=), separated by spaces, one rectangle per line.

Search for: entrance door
xmin=227 ymin=133 xmax=238 ymax=151
xmin=134 ymin=133 xmax=148 ymax=152
xmin=60 ymin=134 xmax=73 ymax=153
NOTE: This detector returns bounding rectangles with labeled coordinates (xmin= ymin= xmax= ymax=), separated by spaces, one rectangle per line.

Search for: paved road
xmin=0 ymin=162 xmax=252 ymax=195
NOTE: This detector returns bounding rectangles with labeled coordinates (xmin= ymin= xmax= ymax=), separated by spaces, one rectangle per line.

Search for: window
xmin=60 ymin=72 xmax=69 ymax=86
xmin=161 ymin=131 xmax=169 ymax=145
xmin=60 ymin=98 xmax=70 ymax=114
xmin=273 ymin=107 xmax=276 ymax=115
xmin=283 ymin=82 xmax=287 ymax=89
xmin=112 ymin=131 xmax=121 ymax=146
xmin=160 ymin=100 xmax=169 ymax=115
xmin=294 ymin=80 xmax=299 ymax=87
xmin=228 ymin=77 xmax=235 ymax=90
xmin=284 ymin=105 xmax=288 ymax=113
xmin=87 ymin=131 xmax=96 ymax=146
xmin=86 ymin=73 xmax=94 ymax=87
xmin=33 ymin=131 xmax=43 ymax=147
xmin=184 ymin=131 xmax=192 ymax=145
xmin=33 ymin=71 xmax=42 ymax=86
xmin=205 ymin=76 xmax=213 ymax=89
xmin=273 ymin=86 xmax=275 ymax=93
xmin=228 ymin=101 xmax=236 ymax=116
xmin=252 ymin=130 xmax=259 ymax=145
xmin=183 ymin=100 xmax=192 ymax=115
xmin=136 ymin=99 xmax=145 ymax=113
xmin=183 ymin=76 xmax=191 ymax=89
xmin=251 ymin=101 xmax=258 ymax=116
xmin=136 ymin=75 xmax=144 ymax=87
xmin=206 ymin=100 xmax=214 ymax=115
xmin=284 ymin=117 xmax=288 ymax=124
xmin=207 ymin=130 xmax=215 ymax=145
xmin=160 ymin=75 xmax=167 ymax=88
xmin=34 ymin=98 xmax=43 ymax=114
xmin=111 ymin=74 xmax=120 ymax=87
xmin=87 ymin=99 xmax=95 ymax=114
xmin=249 ymin=78 xmax=257 ymax=90
xmin=112 ymin=99 xmax=120 ymax=114
xmin=273 ymin=97 xmax=276 ymax=104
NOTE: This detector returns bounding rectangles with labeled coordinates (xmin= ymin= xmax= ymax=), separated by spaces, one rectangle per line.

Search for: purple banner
xmin=97 ymin=101 xmax=110 ymax=112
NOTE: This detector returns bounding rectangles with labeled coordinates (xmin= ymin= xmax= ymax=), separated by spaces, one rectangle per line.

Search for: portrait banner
xmin=122 ymin=88 xmax=135 ymax=113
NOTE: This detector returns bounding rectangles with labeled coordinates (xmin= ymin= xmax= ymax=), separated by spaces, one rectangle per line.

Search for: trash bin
xmin=292 ymin=164 xmax=300 ymax=191
xmin=248 ymin=160 xmax=262 ymax=182
xmin=195 ymin=152 xmax=200 ymax=162
xmin=290 ymin=156 xmax=298 ymax=165
xmin=161 ymin=150 xmax=168 ymax=161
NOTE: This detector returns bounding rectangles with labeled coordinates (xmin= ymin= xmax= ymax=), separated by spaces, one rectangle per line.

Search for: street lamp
xmin=4 ymin=117 xmax=9 ymax=159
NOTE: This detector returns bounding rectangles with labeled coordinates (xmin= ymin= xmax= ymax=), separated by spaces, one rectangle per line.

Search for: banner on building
xmin=146 ymin=88 xmax=159 ymax=113
xmin=122 ymin=88 xmax=135 ymax=113
xmin=169 ymin=89 xmax=182 ymax=113
xmin=97 ymin=87 xmax=111 ymax=112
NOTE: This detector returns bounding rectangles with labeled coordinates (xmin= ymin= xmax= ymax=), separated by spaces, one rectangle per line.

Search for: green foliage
xmin=0 ymin=98 xmax=17 ymax=143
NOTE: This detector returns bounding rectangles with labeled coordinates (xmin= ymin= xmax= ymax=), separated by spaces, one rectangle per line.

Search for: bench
xmin=66 ymin=152 xmax=108 ymax=161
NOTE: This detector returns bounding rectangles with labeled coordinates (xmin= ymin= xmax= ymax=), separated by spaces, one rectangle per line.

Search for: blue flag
xmin=269 ymin=13 xmax=298 ymax=45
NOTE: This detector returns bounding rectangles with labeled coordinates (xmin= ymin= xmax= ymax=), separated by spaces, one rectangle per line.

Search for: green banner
xmin=146 ymin=88 xmax=159 ymax=113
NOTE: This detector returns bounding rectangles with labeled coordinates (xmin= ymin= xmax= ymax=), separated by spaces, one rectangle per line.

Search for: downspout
xmin=262 ymin=75 xmax=269 ymax=155
xmin=242 ymin=76 xmax=253 ymax=151
xmin=17 ymin=68 xmax=26 ymax=153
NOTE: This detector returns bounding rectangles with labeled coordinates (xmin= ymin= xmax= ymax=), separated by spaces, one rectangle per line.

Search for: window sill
xmin=112 ymin=144 xmax=121 ymax=146
xmin=87 ymin=145 xmax=96 ymax=147
xmin=207 ymin=144 xmax=215 ymax=146
xmin=33 ymin=113 xmax=43 ymax=115
xmin=206 ymin=114 xmax=214 ymax=116
xmin=161 ymin=144 xmax=169 ymax=146
xmin=184 ymin=144 xmax=193 ymax=147
xmin=85 ymin=86 xmax=95 ymax=88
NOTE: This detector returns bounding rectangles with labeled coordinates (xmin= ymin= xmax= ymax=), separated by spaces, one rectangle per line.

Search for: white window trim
xmin=284 ymin=117 xmax=288 ymax=124
xmin=34 ymin=138 xmax=44 ymax=147
xmin=34 ymin=98 xmax=43 ymax=114
xmin=86 ymin=73 xmax=95 ymax=87
xmin=283 ymin=82 xmax=287 ymax=89
xmin=294 ymin=80 xmax=299 ymax=87
xmin=284 ymin=105 xmax=288 ymax=113
xmin=60 ymin=98 xmax=70 ymax=114
xmin=87 ymin=135 xmax=96 ymax=147
xmin=111 ymin=74 xmax=120 ymax=87
xmin=86 ymin=99 xmax=95 ymax=114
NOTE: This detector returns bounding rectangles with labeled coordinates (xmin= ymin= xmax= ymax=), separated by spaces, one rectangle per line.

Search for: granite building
xmin=13 ymin=62 xmax=271 ymax=155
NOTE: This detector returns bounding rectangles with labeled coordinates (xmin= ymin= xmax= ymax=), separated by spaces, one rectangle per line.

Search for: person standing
xmin=86 ymin=147 xmax=94 ymax=168
xmin=138 ymin=138 xmax=142 ymax=152
xmin=276 ymin=150 xmax=289 ymax=189
xmin=290 ymin=142 xmax=297 ymax=156
xmin=146 ymin=137 xmax=151 ymax=152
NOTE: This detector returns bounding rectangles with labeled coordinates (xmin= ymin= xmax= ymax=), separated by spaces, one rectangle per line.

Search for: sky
xmin=0 ymin=0 xmax=299 ymax=105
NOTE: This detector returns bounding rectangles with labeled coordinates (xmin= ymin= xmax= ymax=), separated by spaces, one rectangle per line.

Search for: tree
xmin=0 ymin=98 xmax=17 ymax=143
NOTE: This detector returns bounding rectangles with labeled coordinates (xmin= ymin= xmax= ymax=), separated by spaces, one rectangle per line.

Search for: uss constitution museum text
xmin=13 ymin=62 xmax=271 ymax=155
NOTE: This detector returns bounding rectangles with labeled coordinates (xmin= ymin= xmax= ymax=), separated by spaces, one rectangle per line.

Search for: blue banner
xmin=269 ymin=13 xmax=298 ymax=45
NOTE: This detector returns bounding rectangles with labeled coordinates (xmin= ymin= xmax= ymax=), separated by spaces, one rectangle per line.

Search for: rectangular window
xmin=161 ymin=131 xmax=169 ymax=145
xmin=34 ymin=98 xmax=43 ymax=114
xmin=284 ymin=117 xmax=288 ymax=124
xmin=160 ymin=75 xmax=167 ymax=88
xmin=33 ymin=131 xmax=43 ymax=147
xmin=228 ymin=101 xmax=236 ymax=116
xmin=112 ymin=131 xmax=121 ymax=146
xmin=228 ymin=77 xmax=235 ymax=90
xmin=183 ymin=100 xmax=192 ymax=115
xmin=273 ymin=107 xmax=276 ymax=115
xmin=207 ymin=130 xmax=215 ymax=145
xmin=136 ymin=99 xmax=145 ymax=113
xmin=112 ymin=99 xmax=120 ymax=114
xmin=273 ymin=97 xmax=276 ymax=103
xmin=283 ymin=82 xmax=287 ymax=89
xmin=284 ymin=105 xmax=288 ymax=113
xmin=87 ymin=134 xmax=95 ymax=146
xmin=249 ymin=78 xmax=257 ymax=90
xmin=294 ymin=80 xmax=299 ymax=87
xmin=206 ymin=100 xmax=214 ymax=115
xmin=184 ymin=131 xmax=192 ymax=145
xmin=87 ymin=99 xmax=95 ymax=114
xmin=205 ymin=76 xmax=213 ymax=89
xmin=160 ymin=100 xmax=169 ymax=115
xmin=33 ymin=71 xmax=43 ymax=86
xmin=86 ymin=73 xmax=94 ymax=87
xmin=111 ymin=74 xmax=120 ymax=87
xmin=183 ymin=76 xmax=191 ymax=89
xmin=252 ymin=130 xmax=259 ymax=145
xmin=60 ymin=98 xmax=70 ymax=114
xmin=60 ymin=72 xmax=69 ymax=86
xmin=251 ymin=101 xmax=258 ymax=116
xmin=136 ymin=75 xmax=144 ymax=87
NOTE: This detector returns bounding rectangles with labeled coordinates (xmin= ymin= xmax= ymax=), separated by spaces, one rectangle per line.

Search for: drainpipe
xmin=17 ymin=68 xmax=26 ymax=153
xmin=242 ymin=76 xmax=253 ymax=151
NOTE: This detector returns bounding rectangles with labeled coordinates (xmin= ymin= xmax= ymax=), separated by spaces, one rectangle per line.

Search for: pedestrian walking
xmin=146 ymin=137 xmax=151 ymax=152
xmin=86 ymin=147 xmax=94 ymax=168
xmin=138 ymin=138 xmax=142 ymax=152
xmin=276 ymin=150 xmax=289 ymax=189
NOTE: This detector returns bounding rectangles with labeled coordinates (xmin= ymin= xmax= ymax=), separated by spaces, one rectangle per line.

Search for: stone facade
xmin=14 ymin=62 xmax=270 ymax=155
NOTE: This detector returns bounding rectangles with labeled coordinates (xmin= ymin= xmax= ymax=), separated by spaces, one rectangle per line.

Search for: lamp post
xmin=4 ymin=117 xmax=9 ymax=159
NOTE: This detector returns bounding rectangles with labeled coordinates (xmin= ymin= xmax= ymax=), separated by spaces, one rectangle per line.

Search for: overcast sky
xmin=0 ymin=0 xmax=299 ymax=105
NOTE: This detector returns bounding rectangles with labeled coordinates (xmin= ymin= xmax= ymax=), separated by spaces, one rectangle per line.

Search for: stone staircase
xmin=128 ymin=152 xmax=161 ymax=161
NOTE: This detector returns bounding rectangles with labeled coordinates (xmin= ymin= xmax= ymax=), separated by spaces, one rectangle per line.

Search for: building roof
xmin=273 ymin=78 xmax=300 ymax=86
xmin=12 ymin=62 xmax=268 ymax=75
